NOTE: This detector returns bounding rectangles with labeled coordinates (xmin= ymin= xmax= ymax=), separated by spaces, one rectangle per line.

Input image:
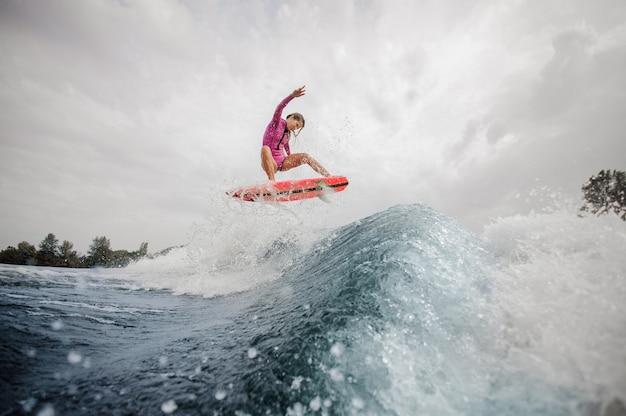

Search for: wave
xmin=233 ymin=204 xmax=624 ymax=414
xmin=236 ymin=204 xmax=494 ymax=414
xmin=4 ymin=204 xmax=624 ymax=415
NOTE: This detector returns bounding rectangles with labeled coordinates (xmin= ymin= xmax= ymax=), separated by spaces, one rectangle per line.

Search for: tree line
xmin=0 ymin=234 xmax=149 ymax=268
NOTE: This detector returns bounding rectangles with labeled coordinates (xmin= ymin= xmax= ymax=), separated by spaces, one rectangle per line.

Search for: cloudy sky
xmin=1 ymin=0 xmax=625 ymax=253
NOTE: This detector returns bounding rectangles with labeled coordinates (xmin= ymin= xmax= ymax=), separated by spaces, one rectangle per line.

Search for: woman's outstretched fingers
xmin=291 ymin=85 xmax=306 ymax=98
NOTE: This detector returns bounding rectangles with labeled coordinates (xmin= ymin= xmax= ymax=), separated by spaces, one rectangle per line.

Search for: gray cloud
xmin=1 ymin=0 xmax=625 ymax=252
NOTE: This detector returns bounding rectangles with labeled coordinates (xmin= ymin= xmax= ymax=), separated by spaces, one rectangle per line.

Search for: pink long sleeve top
xmin=262 ymin=95 xmax=293 ymax=159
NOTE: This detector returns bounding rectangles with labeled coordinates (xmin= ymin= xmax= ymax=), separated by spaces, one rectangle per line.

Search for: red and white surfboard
xmin=227 ymin=175 xmax=349 ymax=202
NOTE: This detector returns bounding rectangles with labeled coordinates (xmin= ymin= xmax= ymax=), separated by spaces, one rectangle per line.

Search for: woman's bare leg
xmin=281 ymin=153 xmax=331 ymax=177
xmin=261 ymin=146 xmax=278 ymax=181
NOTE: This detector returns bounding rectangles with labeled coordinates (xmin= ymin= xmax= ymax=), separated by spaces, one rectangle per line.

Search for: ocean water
xmin=1 ymin=204 xmax=625 ymax=415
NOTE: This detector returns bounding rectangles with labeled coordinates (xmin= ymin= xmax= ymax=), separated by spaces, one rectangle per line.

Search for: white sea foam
xmin=125 ymin=196 xmax=335 ymax=297
xmin=483 ymin=208 xmax=626 ymax=403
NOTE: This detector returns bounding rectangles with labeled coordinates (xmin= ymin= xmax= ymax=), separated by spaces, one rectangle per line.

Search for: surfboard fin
xmin=316 ymin=181 xmax=333 ymax=203
xmin=317 ymin=193 xmax=331 ymax=203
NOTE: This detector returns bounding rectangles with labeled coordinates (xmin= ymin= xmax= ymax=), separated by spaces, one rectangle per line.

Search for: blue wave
xmin=241 ymin=204 xmax=493 ymax=414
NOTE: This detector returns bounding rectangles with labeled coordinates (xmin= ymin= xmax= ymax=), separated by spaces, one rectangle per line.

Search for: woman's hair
xmin=286 ymin=113 xmax=305 ymax=137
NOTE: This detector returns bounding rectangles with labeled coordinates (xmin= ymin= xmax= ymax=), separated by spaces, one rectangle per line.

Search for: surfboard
xmin=227 ymin=175 xmax=349 ymax=202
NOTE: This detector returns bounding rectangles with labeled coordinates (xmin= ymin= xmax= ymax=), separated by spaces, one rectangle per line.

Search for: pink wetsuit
xmin=262 ymin=95 xmax=293 ymax=170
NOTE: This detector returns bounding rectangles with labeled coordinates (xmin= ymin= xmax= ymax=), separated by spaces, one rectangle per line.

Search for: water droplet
xmin=351 ymin=397 xmax=364 ymax=409
xmin=247 ymin=348 xmax=258 ymax=359
xmin=161 ymin=399 xmax=177 ymax=414
xmin=290 ymin=376 xmax=303 ymax=390
xmin=67 ymin=350 xmax=82 ymax=364
xmin=36 ymin=403 xmax=55 ymax=416
xmin=309 ymin=396 xmax=322 ymax=411
xmin=329 ymin=368 xmax=344 ymax=382
xmin=330 ymin=342 xmax=345 ymax=357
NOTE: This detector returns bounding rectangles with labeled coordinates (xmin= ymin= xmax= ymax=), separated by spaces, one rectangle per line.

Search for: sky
xmin=1 ymin=0 xmax=625 ymax=254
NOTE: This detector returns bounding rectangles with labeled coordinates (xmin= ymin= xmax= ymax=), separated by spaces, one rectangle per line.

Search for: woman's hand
xmin=291 ymin=85 xmax=306 ymax=98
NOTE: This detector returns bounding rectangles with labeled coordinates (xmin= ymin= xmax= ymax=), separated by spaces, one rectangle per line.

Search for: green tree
xmin=88 ymin=236 xmax=113 ymax=267
xmin=17 ymin=241 xmax=37 ymax=265
xmin=128 ymin=242 xmax=149 ymax=262
xmin=0 ymin=246 xmax=19 ymax=265
xmin=111 ymin=250 xmax=131 ymax=267
xmin=581 ymin=169 xmax=626 ymax=221
xmin=58 ymin=240 xmax=79 ymax=267
xmin=0 ymin=241 xmax=38 ymax=265
xmin=36 ymin=233 xmax=59 ymax=266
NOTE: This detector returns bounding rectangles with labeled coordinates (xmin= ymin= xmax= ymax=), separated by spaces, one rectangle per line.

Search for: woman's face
xmin=286 ymin=116 xmax=303 ymax=131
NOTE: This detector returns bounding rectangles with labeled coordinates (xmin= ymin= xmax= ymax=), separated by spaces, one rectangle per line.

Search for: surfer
xmin=261 ymin=85 xmax=331 ymax=181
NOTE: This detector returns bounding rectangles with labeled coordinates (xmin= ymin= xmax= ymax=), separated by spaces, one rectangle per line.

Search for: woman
xmin=261 ymin=85 xmax=331 ymax=181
